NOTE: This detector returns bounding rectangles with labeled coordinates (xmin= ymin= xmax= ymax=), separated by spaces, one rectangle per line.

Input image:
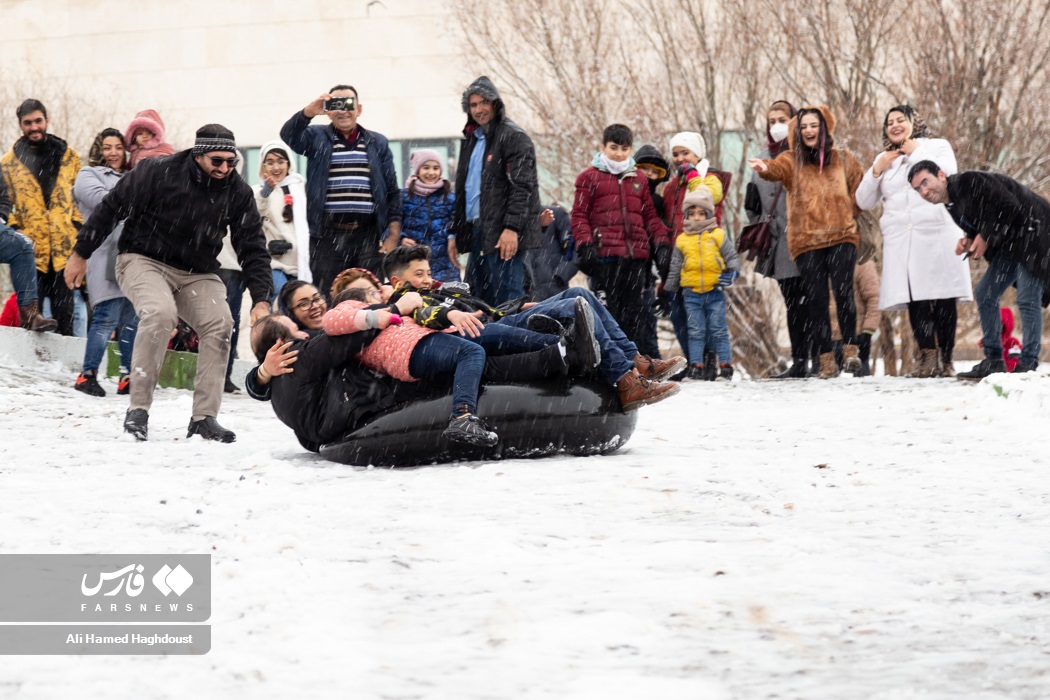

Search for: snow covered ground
xmin=1 ymin=359 xmax=1049 ymax=699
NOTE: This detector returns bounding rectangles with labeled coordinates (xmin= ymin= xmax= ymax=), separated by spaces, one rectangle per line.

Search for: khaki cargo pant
xmin=116 ymin=253 xmax=233 ymax=420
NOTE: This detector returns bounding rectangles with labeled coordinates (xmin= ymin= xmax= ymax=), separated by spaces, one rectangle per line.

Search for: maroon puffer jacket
xmin=571 ymin=167 xmax=670 ymax=258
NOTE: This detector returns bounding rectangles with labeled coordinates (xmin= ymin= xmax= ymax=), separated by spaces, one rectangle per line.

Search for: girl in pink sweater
xmin=323 ymin=274 xmax=499 ymax=447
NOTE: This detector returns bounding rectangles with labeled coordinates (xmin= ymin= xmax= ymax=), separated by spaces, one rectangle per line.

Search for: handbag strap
xmin=769 ymin=183 xmax=783 ymax=212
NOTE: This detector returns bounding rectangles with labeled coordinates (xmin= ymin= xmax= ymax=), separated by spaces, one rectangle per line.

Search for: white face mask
xmin=769 ymin=122 xmax=789 ymax=143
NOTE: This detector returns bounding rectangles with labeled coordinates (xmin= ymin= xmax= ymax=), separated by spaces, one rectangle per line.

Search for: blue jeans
xmin=466 ymin=243 xmax=525 ymax=306
xmin=271 ymin=269 xmax=290 ymax=304
xmin=72 ymin=289 xmax=87 ymax=337
xmin=976 ymin=256 xmax=1042 ymax=363
xmin=499 ymin=287 xmax=636 ymax=385
xmin=83 ymin=297 xmax=138 ymax=374
xmin=408 ymin=332 xmax=486 ymax=417
xmin=683 ymin=288 xmax=732 ymax=366
xmin=219 ymin=269 xmax=246 ymax=381
xmin=0 ymin=226 xmax=38 ymax=306
xmin=470 ymin=322 xmax=558 ymax=355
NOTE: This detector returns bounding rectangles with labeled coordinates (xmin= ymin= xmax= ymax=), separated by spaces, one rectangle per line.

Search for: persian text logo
xmin=152 ymin=565 xmax=194 ymax=597
xmin=79 ymin=564 xmax=194 ymax=598
xmin=81 ymin=564 xmax=146 ymax=597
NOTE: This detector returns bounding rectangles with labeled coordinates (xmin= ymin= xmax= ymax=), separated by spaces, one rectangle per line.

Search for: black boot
xmin=856 ymin=334 xmax=872 ymax=377
xmin=957 ymin=358 xmax=1007 ymax=380
xmin=772 ymin=360 xmax=808 ymax=379
xmin=563 ymin=297 xmax=599 ymax=372
xmin=187 ymin=416 xmax=237 ymax=443
xmin=525 ymin=313 xmax=565 ymax=336
xmin=124 ymin=409 xmax=149 ymax=441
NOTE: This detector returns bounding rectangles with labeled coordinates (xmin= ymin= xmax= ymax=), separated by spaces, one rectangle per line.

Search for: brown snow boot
xmin=616 ymin=369 xmax=681 ymax=412
xmin=19 ymin=301 xmax=58 ymax=332
xmin=817 ymin=352 xmax=839 ymax=379
xmin=910 ymin=348 xmax=941 ymax=378
xmin=842 ymin=343 xmax=861 ymax=374
xmin=632 ymin=353 xmax=687 ymax=382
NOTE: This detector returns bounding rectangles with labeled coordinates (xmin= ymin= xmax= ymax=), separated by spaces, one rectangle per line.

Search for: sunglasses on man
xmin=208 ymin=156 xmax=239 ymax=168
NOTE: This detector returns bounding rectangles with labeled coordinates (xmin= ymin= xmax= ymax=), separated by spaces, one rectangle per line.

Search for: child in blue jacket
xmin=400 ymin=149 xmax=459 ymax=283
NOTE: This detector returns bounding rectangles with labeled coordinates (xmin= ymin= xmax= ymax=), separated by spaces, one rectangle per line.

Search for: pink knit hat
xmin=409 ymin=149 xmax=444 ymax=177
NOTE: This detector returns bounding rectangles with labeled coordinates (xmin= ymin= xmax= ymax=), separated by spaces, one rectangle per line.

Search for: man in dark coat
xmin=525 ymin=205 xmax=577 ymax=302
xmin=451 ymin=76 xmax=541 ymax=305
xmin=909 ymin=160 xmax=1049 ymax=378
xmin=65 ymin=124 xmax=274 ymax=442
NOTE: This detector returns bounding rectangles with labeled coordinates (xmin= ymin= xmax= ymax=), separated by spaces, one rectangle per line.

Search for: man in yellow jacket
xmin=0 ymin=99 xmax=82 ymax=335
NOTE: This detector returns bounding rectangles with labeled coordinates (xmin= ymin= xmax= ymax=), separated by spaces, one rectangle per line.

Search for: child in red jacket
xmin=571 ymin=124 xmax=671 ymax=351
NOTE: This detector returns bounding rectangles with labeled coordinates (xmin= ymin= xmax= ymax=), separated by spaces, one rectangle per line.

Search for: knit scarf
xmin=682 ymin=216 xmax=718 ymax=234
xmin=405 ymin=176 xmax=443 ymax=197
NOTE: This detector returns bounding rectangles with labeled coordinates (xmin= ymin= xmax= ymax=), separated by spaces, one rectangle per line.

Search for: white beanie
xmin=668 ymin=131 xmax=710 ymax=179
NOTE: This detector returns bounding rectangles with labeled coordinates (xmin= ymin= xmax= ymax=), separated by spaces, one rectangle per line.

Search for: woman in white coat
xmin=855 ymin=105 xmax=972 ymax=377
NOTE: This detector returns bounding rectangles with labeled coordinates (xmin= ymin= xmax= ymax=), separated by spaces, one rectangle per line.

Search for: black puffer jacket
xmin=73 ymin=149 xmax=273 ymax=304
xmin=452 ymin=76 xmax=542 ymax=252
xmin=267 ymin=330 xmax=425 ymax=451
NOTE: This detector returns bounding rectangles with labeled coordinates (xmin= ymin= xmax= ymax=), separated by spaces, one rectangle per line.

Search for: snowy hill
xmin=1 ymin=360 xmax=1048 ymax=699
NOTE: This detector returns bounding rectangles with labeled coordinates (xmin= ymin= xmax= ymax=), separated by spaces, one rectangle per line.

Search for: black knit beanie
xmin=193 ymin=124 xmax=237 ymax=154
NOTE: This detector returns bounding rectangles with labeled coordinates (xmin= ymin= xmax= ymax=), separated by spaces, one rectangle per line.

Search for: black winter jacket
xmin=267 ymin=330 xmax=425 ymax=451
xmin=946 ymin=171 xmax=1050 ymax=292
xmin=452 ymin=76 xmax=541 ymax=252
xmin=74 ymin=150 xmax=273 ymax=304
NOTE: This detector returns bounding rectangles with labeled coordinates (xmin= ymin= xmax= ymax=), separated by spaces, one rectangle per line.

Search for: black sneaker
xmin=124 ymin=408 xmax=149 ymax=441
xmin=719 ymin=363 xmax=734 ymax=381
xmin=957 ymin=358 xmax=1007 ymax=380
xmin=224 ymin=379 xmax=241 ymax=394
xmin=75 ymin=371 xmax=106 ymax=397
xmin=702 ymin=352 xmax=718 ymax=381
xmin=1011 ymin=358 xmax=1039 ymax=373
xmin=187 ymin=416 xmax=237 ymax=443
xmin=443 ymin=414 xmax=498 ymax=447
xmin=684 ymin=364 xmax=704 ymax=381
xmin=564 ymin=298 xmax=600 ymax=372
xmin=526 ymin=314 xmax=566 ymax=336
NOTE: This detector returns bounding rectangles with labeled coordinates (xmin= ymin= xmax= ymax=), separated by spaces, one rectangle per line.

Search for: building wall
xmin=1 ymin=0 xmax=475 ymax=180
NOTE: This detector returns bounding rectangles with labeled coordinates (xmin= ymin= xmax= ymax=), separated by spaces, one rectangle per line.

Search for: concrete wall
xmin=1 ymin=0 xmax=474 ymax=148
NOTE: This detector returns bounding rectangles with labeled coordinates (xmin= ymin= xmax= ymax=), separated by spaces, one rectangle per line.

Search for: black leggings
xmin=907 ymin=298 xmax=957 ymax=361
xmin=777 ymin=276 xmax=809 ymax=363
xmin=796 ymin=243 xmax=857 ymax=355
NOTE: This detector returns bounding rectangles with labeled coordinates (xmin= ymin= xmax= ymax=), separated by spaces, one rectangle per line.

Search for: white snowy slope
xmin=0 ymin=361 xmax=1048 ymax=700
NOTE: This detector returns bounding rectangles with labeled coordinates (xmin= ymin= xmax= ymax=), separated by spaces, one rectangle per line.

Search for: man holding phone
xmin=909 ymin=160 xmax=1050 ymax=378
xmin=281 ymin=85 xmax=402 ymax=297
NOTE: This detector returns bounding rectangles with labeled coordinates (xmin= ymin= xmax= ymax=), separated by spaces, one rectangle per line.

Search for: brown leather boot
xmin=632 ymin=353 xmax=687 ymax=382
xmin=19 ymin=301 xmax=58 ymax=332
xmin=909 ymin=348 xmax=940 ymax=378
xmin=817 ymin=352 xmax=839 ymax=379
xmin=842 ymin=344 xmax=861 ymax=374
xmin=616 ymin=369 xmax=681 ymax=412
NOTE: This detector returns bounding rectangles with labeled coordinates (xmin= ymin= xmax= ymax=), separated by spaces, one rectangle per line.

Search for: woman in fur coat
xmin=748 ymin=105 xmax=865 ymax=379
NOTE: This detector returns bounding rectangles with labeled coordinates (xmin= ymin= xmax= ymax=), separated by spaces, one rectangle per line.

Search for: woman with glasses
xmin=278 ymin=280 xmax=329 ymax=334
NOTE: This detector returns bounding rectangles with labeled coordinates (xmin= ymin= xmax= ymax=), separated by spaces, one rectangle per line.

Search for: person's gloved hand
xmin=576 ymin=244 xmax=600 ymax=276
xmin=654 ymin=285 xmax=672 ymax=317
xmin=718 ymin=270 xmax=739 ymax=287
xmin=653 ymin=244 xmax=672 ymax=280
xmin=267 ymin=240 xmax=293 ymax=256
xmin=678 ymin=162 xmax=697 ymax=178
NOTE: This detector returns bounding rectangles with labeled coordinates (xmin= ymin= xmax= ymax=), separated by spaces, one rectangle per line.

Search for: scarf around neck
xmin=682 ymin=216 xmax=718 ymax=234
xmin=405 ymin=176 xmax=443 ymax=196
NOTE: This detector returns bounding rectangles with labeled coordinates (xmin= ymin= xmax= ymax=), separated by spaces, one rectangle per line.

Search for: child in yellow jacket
xmin=664 ymin=188 xmax=740 ymax=380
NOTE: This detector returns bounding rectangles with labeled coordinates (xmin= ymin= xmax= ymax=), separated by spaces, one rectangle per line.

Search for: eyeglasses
xmin=208 ymin=156 xmax=239 ymax=168
xmin=366 ymin=289 xmax=382 ymax=298
xmin=293 ymin=295 xmax=326 ymax=312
